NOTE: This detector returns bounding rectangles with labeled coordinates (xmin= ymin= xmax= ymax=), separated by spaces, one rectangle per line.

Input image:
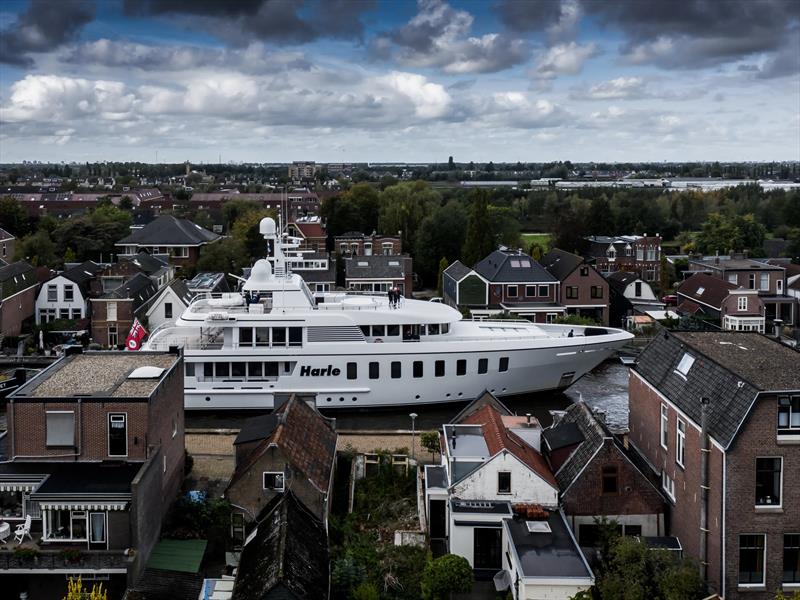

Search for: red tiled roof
xmin=229 ymin=397 xmax=337 ymax=492
xmin=677 ymin=299 xmax=703 ymax=314
xmin=291 ymin=221 xmax=326 ymax=238
xmin=677 ymin=272 xmax=737 ymax=309
xmin=462 ymin=404 xmax=557 ymax=488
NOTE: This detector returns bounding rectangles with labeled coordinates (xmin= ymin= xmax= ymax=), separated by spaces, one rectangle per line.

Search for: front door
xmin=473 ymin=527 xmax=502 ymax=570
xmin=89 ymin=512 xmax=107 ymax=550
xmin=429 ymin=500 xmax=446 ymax=539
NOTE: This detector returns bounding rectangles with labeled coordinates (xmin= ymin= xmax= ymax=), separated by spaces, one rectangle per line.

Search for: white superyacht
xmin=144 ymin=217 xmax=633 ymax=410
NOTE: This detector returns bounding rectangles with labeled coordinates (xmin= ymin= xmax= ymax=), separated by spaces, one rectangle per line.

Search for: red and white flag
xmin=125 ymin=318 xmax=148 ymax=351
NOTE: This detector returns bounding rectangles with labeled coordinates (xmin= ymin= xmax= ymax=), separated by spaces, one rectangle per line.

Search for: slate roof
xmin=229 ymin=396 xmax=337 ymax=492
xmin=0 ymin=227 xmax=14 ymax=240
xmin=0 ymin=260 xmax=34 ymax=283
xmin=443 ymin=260 xmax=473 ymax=281
xmin=474 ymin=249 xmax=556 ymax=283
xmin=677 ymin=273 xmax=737 ymax=310
xmin=234 ymin=414 xmax=279 ymax=445
xmin=122 ymin=252 xmax=171 ymax=276
xmin=62 ymin=260 xmax=104 ymax=292
xmin=345 ymin=254 xmax=409 ymax=279
xmin=232 ymin=491 xmax=329 ymax=600
xmin=99 ymin=272 xmax=157 ymax=309
xmin=462 ymin=404 xmax=558 ymax=488
xmin=0 ymin=261 xmax=35 ymax=300
xmin=635 ymin=330 xmax=800 ymax=448
xmin=129 ymin=568 xmax=205 ymax=600
xmin=606 ymin=271 xmax=640 ymax=293
xmin=169 ymin=278 xmax=193 ymax=305
xmin=541 ymin=421 xmax=583 ymax=451
xmin=540 ymin=248 xmax=584 ymax=281
xmin=546 ymin=403 xmax=605 ymax=490
xmin=117 ymin=215 xmax=219 ymax=246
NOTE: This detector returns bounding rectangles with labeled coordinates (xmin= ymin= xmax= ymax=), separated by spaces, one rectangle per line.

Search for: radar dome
xmin=259 ymin=217 xmax=277 ymax=237
xmin=249 ymin=259 xmax=272 ymax=282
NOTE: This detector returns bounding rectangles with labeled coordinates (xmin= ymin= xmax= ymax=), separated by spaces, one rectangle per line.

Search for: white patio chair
xmin=14 ymin=515 xmax=32 ymax=544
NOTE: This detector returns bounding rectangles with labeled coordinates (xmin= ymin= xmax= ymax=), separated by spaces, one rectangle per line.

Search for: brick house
xmin=721 ymin=289 xmax=765 ymax=333
xmin=116 ymin=215 xmax=220 ymax=269
xmin=443 ymin=248 xmax=565 ymax=322
xmin=606 ymin=271 xmax=664 ymax=328
xmin=0 ymin=349 xmax=185 ymax=595
xmin=677 ymin=272 xmax=739 ymax=321
xmin=629 ymin=330 xmax=800 ymax=598
xmin=334 ymin=231 xmax=403 ymax=257
xmin=0 ymin=226 xmax=16 ymax=264
xmin=344 ymin=254 xmax=413 ymax=297
xmin=584 ymin=234 xmax=662 ymax=281
xmin=90 ymin=273 xmax=157 ymax=348
xmin=0 ymin=260 xmax=37 ymax=338
xmin=542 ymin=402 xmax=666 ymax=546
xmin=287 ymin=216 xmax=326 ymax=252
xmin=226 ymin=396 xmax=337 ymax=533
xmin=540 ymin=248 xmax=610 ymax=325
xmin=687 ymin=255 xmax=795 ymax=326
xmin=189 ymin=190 xmax=321 ymax=223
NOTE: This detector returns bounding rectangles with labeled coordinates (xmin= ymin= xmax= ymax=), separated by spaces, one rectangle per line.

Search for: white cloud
xmin=533 ymin=42 xmax=600 ymax=79
xmin=377 ymin=71 xmax=451 ymax=118
xmin=581 ymin=76 xmax=646 ymax=99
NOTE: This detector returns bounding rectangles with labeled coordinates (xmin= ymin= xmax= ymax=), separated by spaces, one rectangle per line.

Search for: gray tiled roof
xmin=443 ymin=260 xmax=473 ymax=281
xmin=677 ymin=272 xmax=737 ymax=309
xmin=635 ymin=330 xmax=800 ymax=448
xmin=117 ymin=215 xmax=219 ymax=246
xmin=345 ymin=254 xmax=409 ymax=279
xmin=540 ymin=248 xmax=584 ymax=281
xmin=474 ymin=249 xmax=556 ymax=283
xmin=550 ymin=403 xmax=605 ymax=490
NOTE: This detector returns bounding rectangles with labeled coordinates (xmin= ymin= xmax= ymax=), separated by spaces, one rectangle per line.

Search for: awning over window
xmin=39 ymin=502 xmax=128 ymax=511
xmin=0 ymin=483 xmax=36 ymax=492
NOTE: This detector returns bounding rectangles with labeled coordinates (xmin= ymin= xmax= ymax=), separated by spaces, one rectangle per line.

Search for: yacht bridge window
xmin=238 ymin=327 xmax=303 ymax=348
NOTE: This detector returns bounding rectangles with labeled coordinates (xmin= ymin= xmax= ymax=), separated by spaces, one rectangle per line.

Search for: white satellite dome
xmin=260 ymin=217 xmax=277 ymax=237
xmin=249 ymin=259 xmax=272 ymax=282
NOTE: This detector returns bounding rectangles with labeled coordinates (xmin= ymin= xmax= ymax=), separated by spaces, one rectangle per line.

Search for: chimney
xmin=526 ymin=413 xmax=532 ymax=427
xmin=774 ymin=319 xmax=783 ymax=340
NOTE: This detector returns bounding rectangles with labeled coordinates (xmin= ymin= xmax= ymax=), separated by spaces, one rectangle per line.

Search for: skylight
xmin=676 ymin=353 xmax=695 ymax=377
xmin=696 ymin=287 xmax=705 ymax=295
xmin=526 ymin=521 xmax=552 ymax=533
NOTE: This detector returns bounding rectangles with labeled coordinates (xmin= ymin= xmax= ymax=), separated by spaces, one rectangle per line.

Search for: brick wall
xmin=560 ymin=267 xmax=609 ymax=325
xmin=146 ymin=362 xmax=185 ymax=503
xmin=724 ymin=395 xmax=800 ymax=599
xmin=129 ymin=452 xmax=164 ymax=586
xmin=90 ymin=299 xmax=134 ymax=348
xmin=628 ymin=370 xmax=725 ymax=595
xmin=562 ymin=441 xmax=665 ymax=519
xmin=1 ymin=285 xmax=36 ymax=337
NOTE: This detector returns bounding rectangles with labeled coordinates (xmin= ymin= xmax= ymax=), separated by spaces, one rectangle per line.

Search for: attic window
xmin=510 ymin=260 xmax=521 ymax=267
xmin=675 ymin=353 xmax=695 ymax=377
xmin=525 ymin=521 xmax=552 ymax=533
xmin=696 ymin=287 xmax=705 ymax=296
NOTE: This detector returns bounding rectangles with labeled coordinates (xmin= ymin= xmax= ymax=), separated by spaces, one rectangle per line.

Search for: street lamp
xmin=409 ymin=412 xmax=418 ymax=461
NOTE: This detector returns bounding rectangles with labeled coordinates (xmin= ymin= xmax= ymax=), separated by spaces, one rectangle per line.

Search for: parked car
xmin=662 ymin=294 xmax=678 ymax=306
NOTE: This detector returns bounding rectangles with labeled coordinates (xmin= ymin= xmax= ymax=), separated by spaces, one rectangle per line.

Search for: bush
xmin=421 ymin=554 xmax=474 ymax=600
xmin=350 ymin=582 xmax=380 ymax=600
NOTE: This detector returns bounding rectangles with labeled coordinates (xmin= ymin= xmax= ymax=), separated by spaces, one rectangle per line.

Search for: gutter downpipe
xmin=699 ymin=396 xmax=710 ymax=584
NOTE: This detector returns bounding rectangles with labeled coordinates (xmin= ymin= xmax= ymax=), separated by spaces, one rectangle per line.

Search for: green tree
xmin=64 ymin=247 xmax=76 ymax=264
xmin=414 ymin=201 xmax=466 ymax=286
xmin=379 ymin=181 xmax=440 ymax=252
xmin=786 ymin=227 xmax=800 ymax=263
xmin=529 ymin=242 xmax=544 ymax=260
xmin=462 ymin=191 xmax=494 ymax=267
xmin=421 ymin=554 xmax=474 ymax=600
xmin=196 ymin=238 xmax=248 ymax=275
xmin=436 ymin=257 xmax=449 ymax=297
xmin=231 ymin=208 xmax=277 ymax=261
xmin=350 ymin=582 xmax=380 ymax=600
xmin=0 ymin=197 xmax=31 ymax=236
xmin=15 ymin=230 xmax=59 ymax=267
xmin=696 ymin=212 xmax=766 ymax=255
xmin=420 ymin=431 xmax=440 ymax=461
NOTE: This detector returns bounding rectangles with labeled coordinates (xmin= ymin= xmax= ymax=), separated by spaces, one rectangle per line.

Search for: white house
xmin=145 ymin=278 xmax=193 ymax=330
xmin=424 ymin=393 xmax=593 ymax=598
xmin=35 ymin=261 xmax=103 ymax=325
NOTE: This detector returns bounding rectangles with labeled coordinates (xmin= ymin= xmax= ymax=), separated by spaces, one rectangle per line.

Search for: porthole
xmin=339 ymin=397 xmax=345 ymax=402
xmin=415 ymin=394 xmax=420 ymax=399
xmin=446 ymin=393 xmax=451 ymax=398
xmin=457 ymin=392 xmax=463 ymax=397
xmin=327 ymin=397 xmax=332 ymax=402
xmin=205 ymin=396 xmax=211 ymax=402
xmin=352 ymin=397 xmax=357 ymax=401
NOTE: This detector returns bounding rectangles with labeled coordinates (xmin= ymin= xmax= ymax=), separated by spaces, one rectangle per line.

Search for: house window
xmin=369 ymin=362 xmax=379 ymax=379
xmin=0 ymin=491 xmax=23 ymax=518
xmin=108 ymin=325 xmax=118 ymax=347
xmin=760 ymin=273 xmax=769 ymax=291
xmin=580 ymin=266 xmax=589 ymax=276
xmin=661 ymin=404 xmax=669 ymax=449
xmin=566 ymin=286 xmax=578 ymax=299
xmin=64 ymin=285 xmax=74 ymax=302
xmin=47 ymin=284 xmax=57 ymax=302
xmin=591 ymin=286 xmax=604 ymax=299
xmin=778 ymin=396 xmax=800 ymax=435
xmin=538 ymin=285 xmax=548 ymax=297
xmin=59 ymin=309 xmax=69 ymax=320
xmin=456 ymin=359 xmax=466 ymax=376
xmin=676 ymin=353 xmax=695 ymax=377
xmin=71 ymin=309 xmax=81 ymax=320
xmin=89 ymin=512 xmax=106 ymax=544
xmin=676 ymin=419 xmax=686 ymax=468
xmin=525 ymin=285 xmax=536 ymax=297
xmin=164 ymin=302 xmax=173 ymax=319
xmin=755 ymin=457 xmax=782 ymax=506
xmin=478 ymin=358 xmax=488 ymax=374
xmin=647 ymin=247 xmax=656 ymax=261
xmin=435 ymin=360 xmax=445 ymax=377
xmin=413 ymin=361 xmax=423 ymax=378
xmin=507 ymin=285 xmax=518 ymax=298
xmin=107 ymin=302 xmax=117 ymax=322
xmin=602 ymin=466 xmax=619 ymax=494
xmin=748 ymin=274 xmax=756 ymax=289
xmin=636 ymin=247 xmax=644 ymax=261
xmin=45 ymin=509 xmax=87 ymax=541
xmin=263 ymin=472 xmax=285 ymax=491
xmin=661 ymin=470 xmax=675 ymax=501
xmin=108 ymin=414 xmax=127 ymax=457
xmin=46 ymin=411 xmax=75 ymax=446
xmin=497 ymin=472 xmax=511 ymax=494
xmin=391 ymin=361 xmax=401 ymax=379
xmin=785 ymin=534 xmax=800 ymax=584
xmin=347 ymin=362 xmax=357 ymax=380
xmin=738 ymin=296 xmax=747 ymax=311
xmin=499 ymin=357 xmax=509 ymax=372
xmin=634 ymin=282 xmax=642 ymax=297
xmin=739 ymin=534 xmax=766 ymax=585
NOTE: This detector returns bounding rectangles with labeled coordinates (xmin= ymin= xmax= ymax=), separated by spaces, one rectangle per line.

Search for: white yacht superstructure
xmin=144 ymin=217 xmax=633 ymax=410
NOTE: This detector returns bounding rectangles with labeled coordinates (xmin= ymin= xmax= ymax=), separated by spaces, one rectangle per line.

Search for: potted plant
xmin=13 ymin=547 xmax=39 ymax=565
xmin=60 ymin=548 xmax=82 ymax=565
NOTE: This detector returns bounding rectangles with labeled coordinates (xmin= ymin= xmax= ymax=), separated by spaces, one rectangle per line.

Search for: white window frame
xmin=676 ymin=419 xmax=686 ymax=468
xmin=108 ymin=413 xmax=128 ymax=458
xmin=43 ymin=509 xmax=89 ymax=542
xmin=263 ymin=472 xmax=285 ymax=491
xmin=64 ymin=284 xmax=74 ymax=302
xmin=47 ymin=284 xmax=57 ymax=302
xmin=661 ymin=470 xmax=675 ymax=502
xmin=738 ymin=296 xmax=748 ymax=311
xmin=660 ymin=404 xmax=669 ymax=450
xmin=46 ymin=410 xmax=75 ymax=447
xmin=675 ymin=353 xmax=695 ymax=378
xmin=507 ymin=285 xmax=518 ymax=298
xmin=755 ymin=456 xmax=782 ymax=508
xmin=738 ymin=533 xmax=767 ymax=587
xmin=728 ymin=274 xmax=738 ymax=285
xmin=759 ymin=273 xmax=769 ymax=291
xmin=497 ymin=471 xmax=511 ymax=494
xmin=107 ymin=301 xmax=117 ymax=322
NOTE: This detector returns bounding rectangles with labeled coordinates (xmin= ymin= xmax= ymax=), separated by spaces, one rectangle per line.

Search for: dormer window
xmin=607 ymin=246 xmax=616 ymax=259
xmin=738 ymin=296 xmax=747 ymax=311
xmin=676 ymin=353 xmax=695 ymax=377
xmin=778 ymin=396 xmax=800 ymax=438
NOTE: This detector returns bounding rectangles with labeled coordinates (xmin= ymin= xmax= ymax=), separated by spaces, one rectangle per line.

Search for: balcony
xmin=0 ymin=537 xmax=131 ymax=572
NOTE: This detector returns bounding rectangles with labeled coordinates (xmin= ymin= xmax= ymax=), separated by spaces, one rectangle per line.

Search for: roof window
xmin=696 ymin=287 xmax=705 ymax=296
xmin=676 ymin=353 xmax=695 ymax=377
xmin=526 ymin=521 xmax=552 ymax=533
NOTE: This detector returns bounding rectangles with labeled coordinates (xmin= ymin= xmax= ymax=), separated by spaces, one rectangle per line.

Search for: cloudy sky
xmin=0 ymin=0 xmax=798 ymax=163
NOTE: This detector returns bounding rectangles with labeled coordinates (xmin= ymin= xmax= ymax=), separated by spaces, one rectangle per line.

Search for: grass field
xmin=520 ymin=232 xmax=552 ymax=251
